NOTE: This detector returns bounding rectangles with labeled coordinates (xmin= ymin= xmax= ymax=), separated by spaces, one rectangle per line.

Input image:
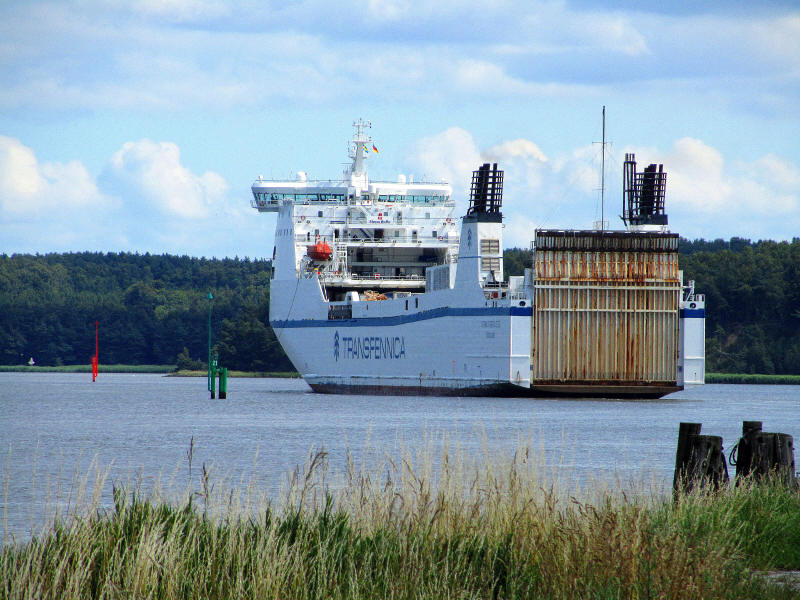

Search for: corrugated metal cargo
xmin=531 ymin=230 xmax=680 ymax=387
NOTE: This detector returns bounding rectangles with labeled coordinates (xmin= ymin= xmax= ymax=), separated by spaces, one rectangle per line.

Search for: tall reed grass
xmin=2 ymin=438 xmax=799 ymax=599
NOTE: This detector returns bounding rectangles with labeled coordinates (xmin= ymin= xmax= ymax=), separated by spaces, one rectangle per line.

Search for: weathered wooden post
xmin=773 ymin=433 xmax=796 ymax=488
xmin=673 ymin=423 xmax=729 ymax=494
xmin=688 ymin=435 xmax=729 ymax=491
xmin=673 ymin=422 xmax=701 ymax=493
xmin=731 ymin=421 xmax=761 ymax=482
xmin=732 ymin=421 xmax=796 ymax=487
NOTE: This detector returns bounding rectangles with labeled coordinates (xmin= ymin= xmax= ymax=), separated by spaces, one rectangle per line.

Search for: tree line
xmin=1 ymin=237 xmax=799 ymax=374
xmin=0 ymin=252 xmax=292 ymax=372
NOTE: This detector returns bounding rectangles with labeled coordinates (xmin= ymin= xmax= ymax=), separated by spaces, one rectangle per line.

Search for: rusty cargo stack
xmin=530 ymin=229 xmax=682 ymax=398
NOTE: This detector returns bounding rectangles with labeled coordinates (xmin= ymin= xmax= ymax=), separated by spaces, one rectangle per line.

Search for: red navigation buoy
xmin=92 ymin=320 xmax=98 ymax=382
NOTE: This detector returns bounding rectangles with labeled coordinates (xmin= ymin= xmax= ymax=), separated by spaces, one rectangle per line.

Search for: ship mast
xmin=347 ymin=118 xmax=372 ymax=187
xmin=593 ymin=106 xmax=608 ymax=231
xmin=601 ymin=106 xmax=606 ymax=232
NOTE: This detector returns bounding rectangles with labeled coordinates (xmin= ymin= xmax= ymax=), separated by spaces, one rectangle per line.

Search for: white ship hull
xmin=271 ymin=282 xmax=533 ymax=396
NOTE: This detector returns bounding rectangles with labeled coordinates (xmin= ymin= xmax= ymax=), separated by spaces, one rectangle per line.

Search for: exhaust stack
xmin=622 ymin=153 xmax=668 ymax=229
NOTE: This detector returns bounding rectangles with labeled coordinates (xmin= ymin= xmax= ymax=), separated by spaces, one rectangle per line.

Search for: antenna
xmin=601 ymin=106 xmax=606 ymax=231
xmin=593 ymin=106 xmax=609 ymax=231
xmin=347 ymin=118 xmax=373 ymax=181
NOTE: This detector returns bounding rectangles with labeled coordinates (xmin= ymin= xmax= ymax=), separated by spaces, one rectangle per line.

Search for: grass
xmin=706 ymin=373 xmax=800 ymax=385
xmin=2 ymin=442 xmax=799 ymax=599
xmin=0 ymin=364 xmax=175 ymax=374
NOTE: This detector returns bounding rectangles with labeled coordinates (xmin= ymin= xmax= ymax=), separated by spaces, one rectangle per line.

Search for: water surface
xmin=2 ymin=373 xmax=798 ymax=540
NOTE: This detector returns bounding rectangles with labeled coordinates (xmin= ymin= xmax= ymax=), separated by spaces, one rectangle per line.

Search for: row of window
xmin=254 ymin=192 xmax=346 ymax=203
xmin=254 ymin=192 xmax=451 ymax=204
xmin=375 ymin=195 xmax=449 ymax=203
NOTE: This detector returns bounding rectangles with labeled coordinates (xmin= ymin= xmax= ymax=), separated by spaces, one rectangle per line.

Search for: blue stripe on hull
xmin=679 ymin=308 xmax=705 ymax=318
xmin=272 ymin=306 xmax=532 ymax=329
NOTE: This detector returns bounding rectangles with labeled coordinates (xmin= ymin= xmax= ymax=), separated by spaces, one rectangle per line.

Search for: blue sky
xmin=1 ymin=0 xmax=798 ymax=258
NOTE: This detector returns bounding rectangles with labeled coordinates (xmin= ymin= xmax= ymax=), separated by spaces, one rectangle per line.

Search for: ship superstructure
xmin=251 ymin=121 xmax=705 ymax=397
xmin=253 ymin=119 xmax=458 ymax=298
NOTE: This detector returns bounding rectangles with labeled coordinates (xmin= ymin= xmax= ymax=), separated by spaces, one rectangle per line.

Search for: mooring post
xmin=673 ymin=423 xmax=729 ymax=494
xmin=773 ymin=433 xmax=797 ymax=488
xmin=733 ymin=421 xmax=762 ymax=481
xmin=688 ymin=435 xmax=729 ymax=491
xmin=731 ymin=421 xmax=796 ymax=488
xmin=219 ymin=367 xmax=227 ymax=399
xmin=673 ymin=422 xmax=702 ymax=493
xmin=210 ymin=364 xmax=216 ymax=399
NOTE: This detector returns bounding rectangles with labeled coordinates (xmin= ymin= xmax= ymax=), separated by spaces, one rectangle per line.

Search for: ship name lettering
xmin=341 ymin=335 xmax=407 ymax=360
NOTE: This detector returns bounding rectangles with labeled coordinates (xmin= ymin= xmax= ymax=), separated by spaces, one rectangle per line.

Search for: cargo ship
xmin=251 ymin=119 xmax=705 ymax=397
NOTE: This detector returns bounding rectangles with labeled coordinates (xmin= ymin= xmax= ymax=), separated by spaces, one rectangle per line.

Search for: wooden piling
xmin=673 ymin=423 xmax=729 ymax=494
xmin=688 ymin=435 xmax=729 ymax=491
xmin=732 ymin=421 xmax=796 ymax=488
xmin=732 ymin=421 xmax=761 ymax=481
xmin=673 ymin=422 xmax=701 ymax=493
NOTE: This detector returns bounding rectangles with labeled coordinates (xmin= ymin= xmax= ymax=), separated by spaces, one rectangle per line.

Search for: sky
xmin=1 ymin=0 xmax=798 ymax=258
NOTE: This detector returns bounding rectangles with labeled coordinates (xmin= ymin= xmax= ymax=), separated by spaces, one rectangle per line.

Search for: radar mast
xmin=345 ymin=118 xmax=373 ymax=187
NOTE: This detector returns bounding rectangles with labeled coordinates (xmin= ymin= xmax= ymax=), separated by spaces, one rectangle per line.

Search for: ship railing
xmin=349 ymin=197 xmax=455 ymax=207
xmin=312 ymin=271 xmax=425 ymax=283
xmin=348 ymin=273 xmax=424 ymax=281
xmin=295 ymin=235 xmax=459 ymax=246
xmin=341 ymin=236 xmax=459 ymax=245
xmin=251 ymin=197 xmax=281 ymax=209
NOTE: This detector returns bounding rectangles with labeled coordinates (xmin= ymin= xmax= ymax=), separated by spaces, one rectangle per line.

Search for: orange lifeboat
xmin=307 ymin=241 xmax=332 ymax=261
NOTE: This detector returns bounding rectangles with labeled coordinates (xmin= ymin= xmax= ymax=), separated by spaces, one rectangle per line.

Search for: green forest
xmin=0 ymin=253 xmax=293 ymax=373
xmin=1 ymin=237 xmax=799 ymax=374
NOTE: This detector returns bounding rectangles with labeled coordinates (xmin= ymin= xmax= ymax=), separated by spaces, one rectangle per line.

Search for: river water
xmin=2 ymin=373 xmax=798 ymax=541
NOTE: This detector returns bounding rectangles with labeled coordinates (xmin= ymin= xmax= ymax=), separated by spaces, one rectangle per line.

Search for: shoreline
xmin=0 ymin=365 xmax=300 ymax=378
xmin=705 ymin=372 xmax=800 ymax=385
xmin=2 ymin=365 xmax=798 ymax=384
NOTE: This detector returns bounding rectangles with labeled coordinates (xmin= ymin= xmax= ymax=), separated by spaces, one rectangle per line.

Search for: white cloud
xmin=404 ymin=128 xmax=599 ymax=244
xmin=485 ymin=139 xmax=547 ymax=163
xmin=406 ymin=127 xmax=481 ymax=200
xmin=518 ymin=9 xmax=650 ymax=57
xmin=1 ymin=0 xmax=795 ymax=113
xmin=653 ymin=137 xmax=732 ymax=213
xmin=107 ymin=139 xmax=227 ymax=218
xmin=632 ymin=138 xmax=799 ymax=225
xmin=0 ymin=135 xmax=104 ymax=216
xmin=406 ymin=128 xmax=800 ymax=246
xmin=366 ymin=0 xmax=410 ymax=22
xmin=0 ymin=134 xmax=271 ymax=256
